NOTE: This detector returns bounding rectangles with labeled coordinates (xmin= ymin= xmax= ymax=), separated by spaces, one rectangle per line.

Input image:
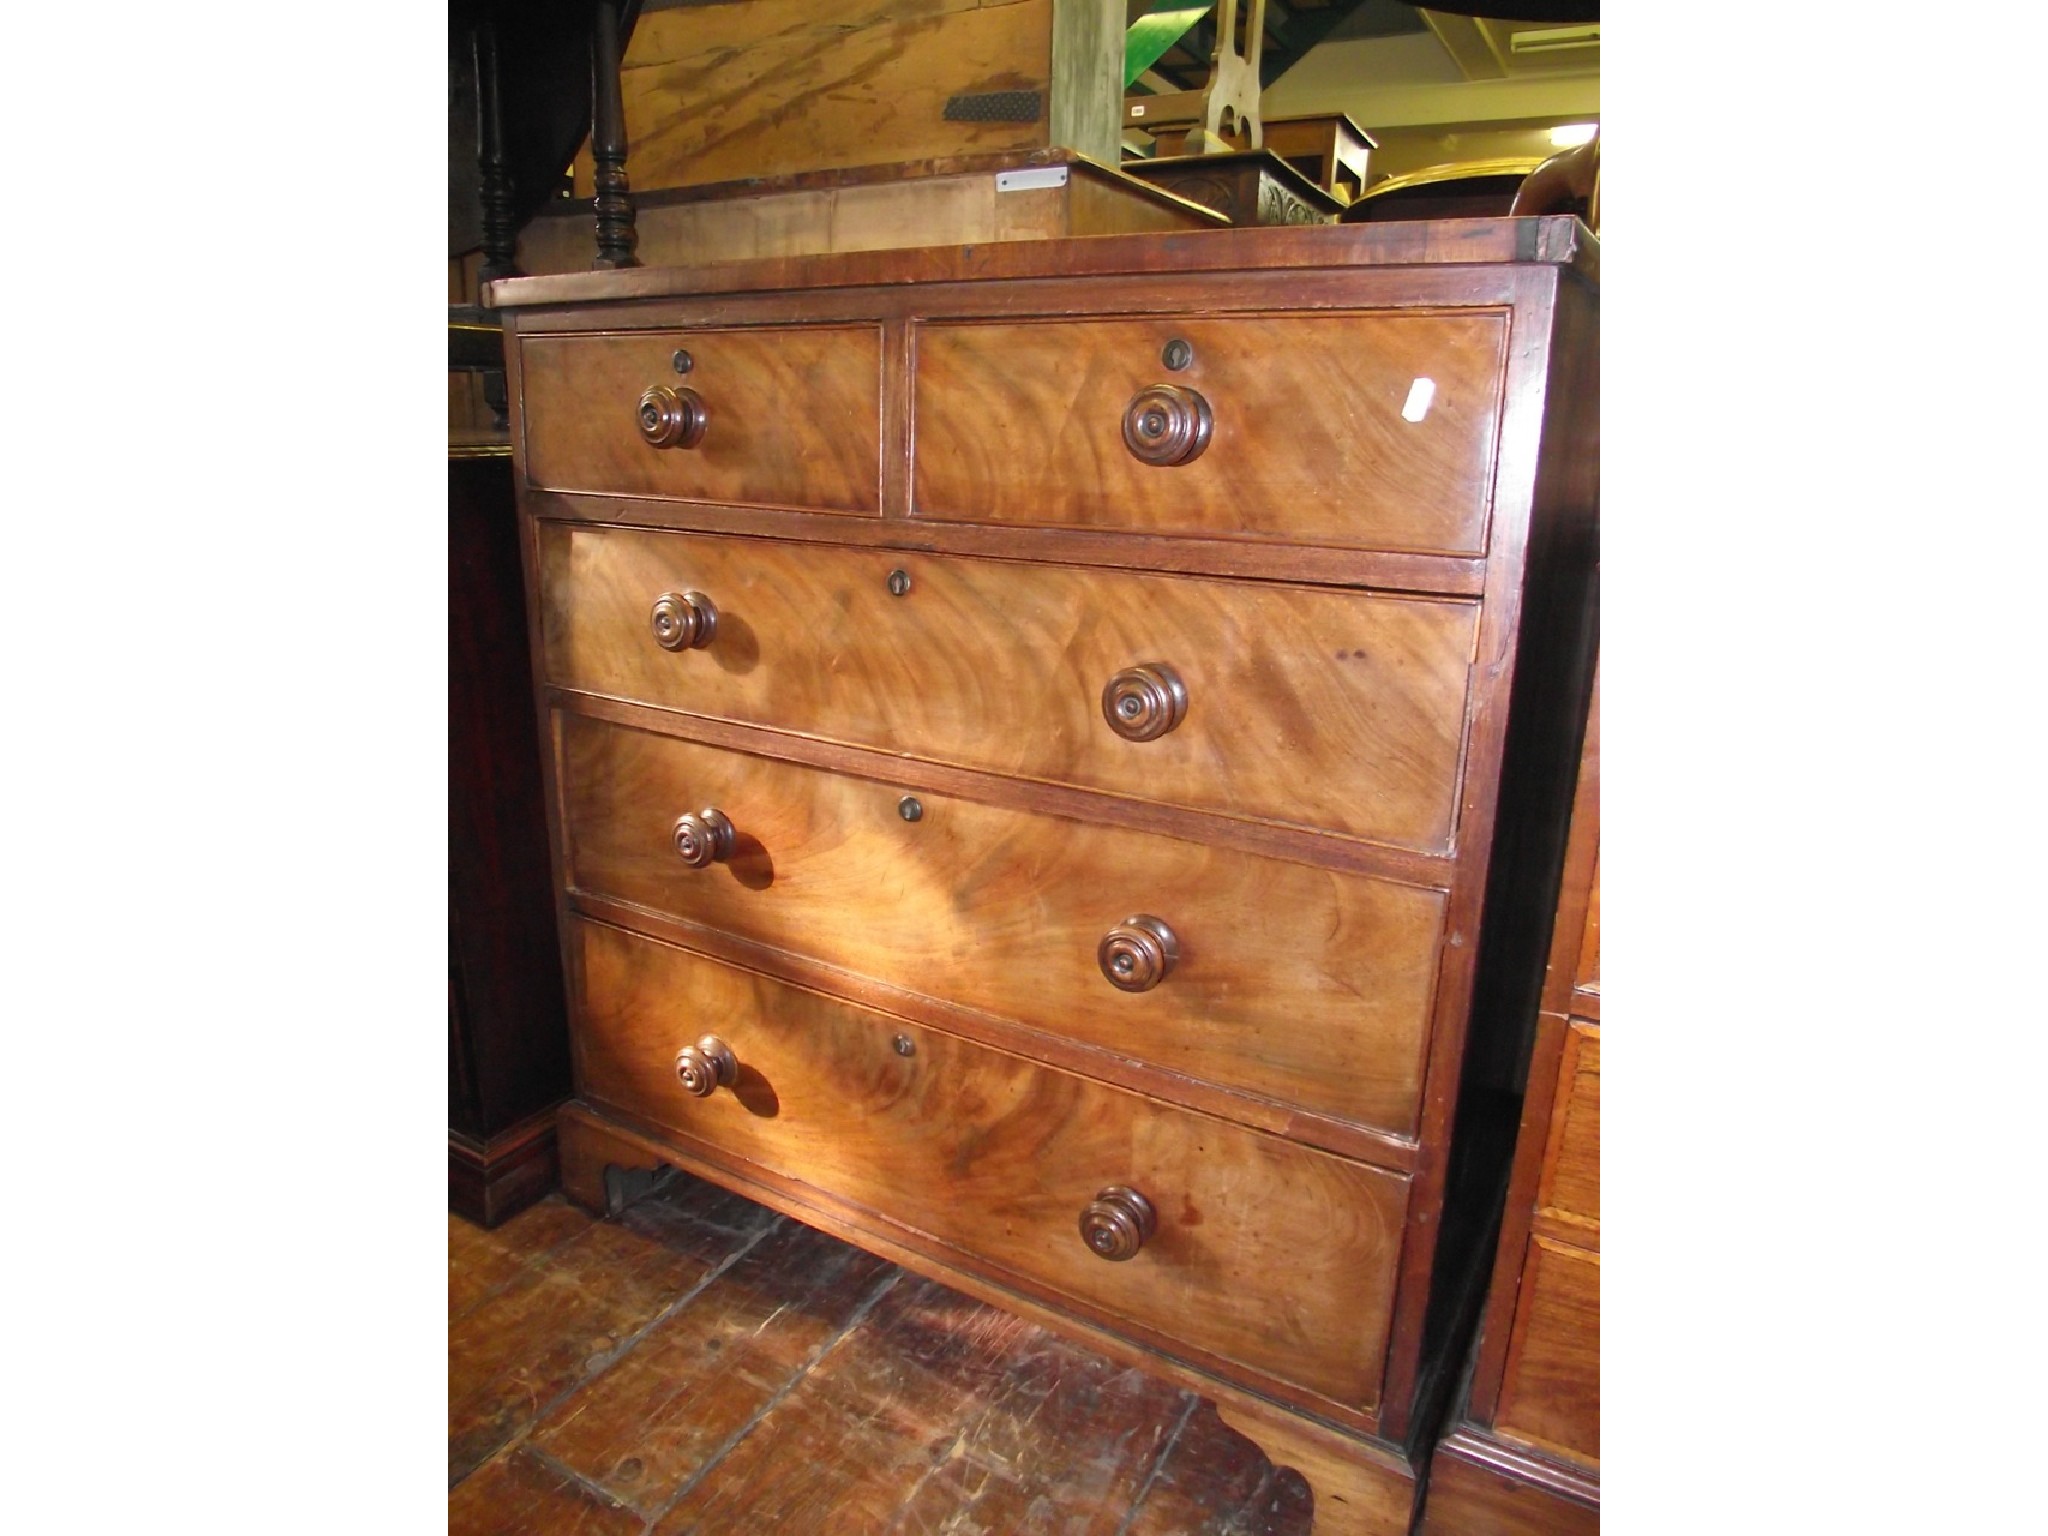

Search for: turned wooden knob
xmin=637 ymin=383 xmax=709 ymax=448
xmin=675 ymin=1035 xmax=738 ymax=1097
xmin=1099 ymin=915 xmax=1179 ymax=992
xmin=650 ymin=590 xmax=718 ymax=650
xmin=671 ymin=807 xmax=736 ymax=868
xmin=1102 ymin=663 xmax=1187 ymax=742
xmin=1079 ymin=1186 xmax=1156 ymax=1261
xmin=1122 ymin=383 xmax=1212 ymax=466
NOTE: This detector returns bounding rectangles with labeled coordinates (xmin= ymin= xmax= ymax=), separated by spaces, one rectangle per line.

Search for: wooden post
xmin=590 ymin=2 xmax=639 ymax=269
xmin=472 ymin=19 xmax=521 ymax=284
xmin=1183 ymin=0 xmax=1265 ymax=154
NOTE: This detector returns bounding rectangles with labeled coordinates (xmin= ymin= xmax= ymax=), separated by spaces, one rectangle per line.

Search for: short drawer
xmin=558 ymin=714 xmax=1448 ymax=1137
xmin=911 ymin=310 xmax=1506 ymax=556
xmin=537 ymin=525 xmax=1478 ymax=853
xmin=519 ymin=325 xmax=882 ymax=513
xmin=568 ymin=917 xmax=1410 ymax=1411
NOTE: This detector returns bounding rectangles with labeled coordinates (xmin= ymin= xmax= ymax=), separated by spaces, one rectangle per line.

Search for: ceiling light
xmin=1549 ymin=123 xmax=1598 ymax=148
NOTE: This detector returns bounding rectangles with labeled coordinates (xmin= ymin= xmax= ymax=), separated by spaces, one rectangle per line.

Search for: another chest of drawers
xmin=488 ymin=218 xmax=1598 ymax=1535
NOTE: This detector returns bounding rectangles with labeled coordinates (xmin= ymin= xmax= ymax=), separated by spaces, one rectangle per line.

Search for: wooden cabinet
xmin=448 ymin=449 xmax=574 ymax=1225
xmin=1419 ymin=669 xmax=1601 ymax=1533
xmin=487 ymin=218 xmax=1598 ymax=1535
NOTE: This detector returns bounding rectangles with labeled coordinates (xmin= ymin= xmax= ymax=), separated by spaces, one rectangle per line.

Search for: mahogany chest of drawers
xmin=486 ymin=217 xmax=1599 ymax=1534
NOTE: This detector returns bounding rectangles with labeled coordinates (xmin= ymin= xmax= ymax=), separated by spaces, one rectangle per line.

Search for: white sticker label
xmin=1401 ymin=378 xmax=1436 ymax=423
xmin=995 ymin=166 xmax=1070 ymax=193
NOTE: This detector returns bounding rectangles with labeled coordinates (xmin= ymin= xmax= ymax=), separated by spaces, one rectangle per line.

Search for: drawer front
xmin=520 ymin=326 xmax=882 ymax=513
xmin=911 ymin=311 xmax=1506 ymax=555
xmin=559 ymin=713 xmax=1448 ymax=1136
xmin=538 ymin=525 xmax=1478 ymax=852
xmin=1495 ymin=1237 xmax=1599 ymax=1467
xmin=570 ymin=917 xmax=1409 ymax=1410
xmin=1536 ymin=1023 xmax=1598 ymax=1232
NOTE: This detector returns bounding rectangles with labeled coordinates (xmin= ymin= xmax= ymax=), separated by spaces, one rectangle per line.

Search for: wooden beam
xmin=1052 ymin=0 xmax=1125 ymax=165
xmin=1420 ymin=10 xmax=1507 ymax=81
xmin=1265 ymin=72 xmax=1598 ymax=131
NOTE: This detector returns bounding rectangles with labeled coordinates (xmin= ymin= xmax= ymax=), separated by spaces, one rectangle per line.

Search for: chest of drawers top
xmin=487 ymin=218 xmax=1599 ymax=1503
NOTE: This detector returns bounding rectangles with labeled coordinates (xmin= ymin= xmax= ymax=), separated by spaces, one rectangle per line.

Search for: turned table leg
xmin=589 ymin=1 xmax=638 ymax=269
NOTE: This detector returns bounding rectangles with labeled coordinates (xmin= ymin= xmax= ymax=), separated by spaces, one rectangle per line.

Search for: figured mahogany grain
xmin=521 ymin=327 xmax=882 ymax=512
xmin=912 ymin=310 xmax=1506 ymax=557
xmin=1492 ymin=1238 xmax=1600 ymax=1467
xmin=537 ymin=524 xmax=1478 ymax=852
xmin=569 ymin=917 xmax=1410 ymax=1410
xmin=558 ymin=713 xmax=1446 ymax=1138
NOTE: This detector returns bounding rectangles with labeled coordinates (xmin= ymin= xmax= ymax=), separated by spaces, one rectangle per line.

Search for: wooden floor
xmin=450 ymin=1174 xmax=1316 ymax=1535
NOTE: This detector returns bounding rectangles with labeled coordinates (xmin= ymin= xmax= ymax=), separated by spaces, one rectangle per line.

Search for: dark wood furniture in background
xmin=449 ymin=442 xmax=574 ymax=1227
xmin=451 ymin=1 xmax=646 ymax=279
xmin=1420 ymin=666 xmax=1600 ymax=1535
xmin=1125 ymin=147 xmax=1341 ymax=226
xmin=1261 ymin=112 xmax=1377 ymax=205
xmin=1123 ymin=110 xmax=1376 ymax=211
xmin=485 ymin=216 xmax=1598 ymax=1533
xmin=448 ymin=2 xmax=648 ymax=1227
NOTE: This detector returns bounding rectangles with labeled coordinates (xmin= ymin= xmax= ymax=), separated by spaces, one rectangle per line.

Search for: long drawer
xmin=520 ymin=326 xmax=883 ymax=513
xmin=911 ymin=310 xmax=1507 ymax=555
xmin=569 ymin=917 xmax=1410 ymax=1410
xmin=537 ymin=524 xmax=1479 ymax=852
xmin=558 ymin=713 xmax=1447 ymax=1137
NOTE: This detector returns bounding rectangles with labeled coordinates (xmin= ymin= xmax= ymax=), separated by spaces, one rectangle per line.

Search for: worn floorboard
xmin=449 ymin=1177 xmax=1312 ymax=1534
